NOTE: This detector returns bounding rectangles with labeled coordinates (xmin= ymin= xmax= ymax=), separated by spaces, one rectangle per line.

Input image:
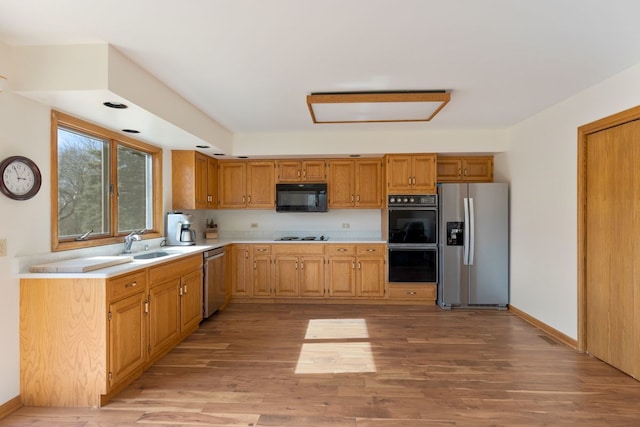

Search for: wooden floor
xmin=3 ymin=303 xmax=640 ymax=426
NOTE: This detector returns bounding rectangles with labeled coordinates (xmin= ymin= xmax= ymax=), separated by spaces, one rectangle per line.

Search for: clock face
xmin=0 ymin=156 xmax=41 ymax=200
xmin=3 ymin=160 xmax=35 ymax=195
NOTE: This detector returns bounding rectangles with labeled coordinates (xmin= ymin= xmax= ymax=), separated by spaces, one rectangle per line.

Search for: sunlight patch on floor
xmin=295 ymin=319 xmax=376 ymax=374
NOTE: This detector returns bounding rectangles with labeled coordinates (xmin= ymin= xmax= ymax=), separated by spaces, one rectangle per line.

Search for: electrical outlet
xmin=250 ymin=223 xmax=259 ymax=228
xmin=342 ymin=223 xmax=350 ymax=229
xmin=0 ymin=239 xmax=6 ymax=257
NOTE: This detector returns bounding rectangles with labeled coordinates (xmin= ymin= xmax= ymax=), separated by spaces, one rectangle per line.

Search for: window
xmin=52 ymin=111 xmax=162 ymax=251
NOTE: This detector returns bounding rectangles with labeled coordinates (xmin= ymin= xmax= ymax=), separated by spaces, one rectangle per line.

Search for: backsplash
xmin=185 ymin=209 xmax=383 ymax=241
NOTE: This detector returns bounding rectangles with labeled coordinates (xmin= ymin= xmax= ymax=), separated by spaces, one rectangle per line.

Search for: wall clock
xmin=0 ymin=155 xmax=42 ymax=200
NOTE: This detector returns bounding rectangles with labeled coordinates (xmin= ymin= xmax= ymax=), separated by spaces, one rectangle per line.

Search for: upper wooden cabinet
xmin=385 ymin=154 xmax=437 ymax=194
xmin=327 ymin=159 xmax=383 ymax=208
xmin=437 ymin=156 xmax=493 ymax=182
xmin=218 ymin=160 xmax=275 ymax=209
xmin=276 ymin=160 xmax=326 ymax=182
xmin=171 ymin=151 xmax=218 ymax=209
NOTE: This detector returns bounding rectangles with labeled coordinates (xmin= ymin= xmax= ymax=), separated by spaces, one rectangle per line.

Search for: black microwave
xmin=276 ymin=183 xmax=328 ymax=212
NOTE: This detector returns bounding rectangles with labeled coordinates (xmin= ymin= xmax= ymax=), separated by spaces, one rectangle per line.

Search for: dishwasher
xmin=203 ymin=246 xmax=226 ymax=318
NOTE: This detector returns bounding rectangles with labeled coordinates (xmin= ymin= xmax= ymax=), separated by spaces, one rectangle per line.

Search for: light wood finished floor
xmin=3 ymin=303 xmax=640 ymax=426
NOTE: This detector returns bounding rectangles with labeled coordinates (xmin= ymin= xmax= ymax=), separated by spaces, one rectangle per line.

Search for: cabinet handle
xmin=407 ymin=290 xmax=417 ymax=295
xmin=303 ymin=169 xmax=307 ymax=178
xmin=144 ymin=301 xmax=149 ymax=313
xmin=358 ymin=262 xmax=361 ymax=270
xmin=351 ymin=194 xmax=355 ymax=202
xmin=254 ymin=261 xmax=257 ymax=269
xmin=458 ymin=168 xmax=462 ymax=177
xmin=248 ymin=195 xmax=252 ymax=203
xmin=245 ymin=250 xmax=249 ymax=259
xmin=338 ymin=248 xmax=347 ymax=252
xmin=412 ymin=177 xmax=416 ymax=185
xmin=366 ymin=249 xmax=376 ymax=252
xmin=300 ymin=261 xmax=304 ymax=270
xmin=184 ymin=284 xmax=188 ymax=294
xmin=297 ymin=170 xmax=301 ymax=177
xmin=464 ymin=168 xmax=468 ymax=176
xmin=257 ymin=248 xmax=268 ymax=252
xmin=357 ymin=195 xmax=360 ymax=202
xmin=352 ymin=262 xmax=356 ymax=270
xmin=242 ymin=195 xmax=246 ymax=203
xmin=124 ymin=281 xmax=137 ymax=288
xmin=179 ymin=286 xmax=183 ymax=296
xmin=295 ymin=261 xmax=298 ymax=270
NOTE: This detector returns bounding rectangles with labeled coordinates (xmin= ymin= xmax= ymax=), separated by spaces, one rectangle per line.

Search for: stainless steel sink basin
xmin=133 ymin=251 xmax=171 ymax=260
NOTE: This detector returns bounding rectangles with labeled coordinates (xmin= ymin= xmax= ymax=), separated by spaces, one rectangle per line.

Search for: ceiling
xmin=1 ymin=0 xmax=640 ymax=135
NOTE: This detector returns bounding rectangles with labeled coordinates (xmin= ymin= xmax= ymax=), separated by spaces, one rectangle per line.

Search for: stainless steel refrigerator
xmin=438 ymin=182 xmax=509 ymax=308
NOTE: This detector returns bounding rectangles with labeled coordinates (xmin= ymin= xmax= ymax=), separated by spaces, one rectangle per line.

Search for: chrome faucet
xmin=122 ymin=229 xmax=145 ymax=254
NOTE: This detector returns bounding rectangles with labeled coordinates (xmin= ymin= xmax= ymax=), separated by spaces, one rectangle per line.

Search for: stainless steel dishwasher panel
xmin=203 ymin=246 xmax=226 ymax=318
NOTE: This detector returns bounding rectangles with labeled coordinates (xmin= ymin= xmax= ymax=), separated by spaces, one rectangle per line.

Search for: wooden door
xmin=412 ymin=154 xmax=437 ymax=193
xmin=247 ymin=161 xmax=275 ymax=208
xmin=252 ymin=254 xmax=272 ymax=296
xmin=299 ymin=256 xmax=325 ymax=297
xmin=463 ymin=157 xmax=493 ymax=182
xmin=585 ymin=120 xmax=640 ymax=378
xmin=355 ymin=159 xmax=382 ymax=208
xmin=274 ymin=256 xmax=299 ymax=296
xmin=327 ymin=257 xmax=356 ymax=297
xmin=231 ymin=245 xmax=250 ymax=296
xmin=328 ymin=160 xmax=355 ymax=207
xmin=180 ymin=270 xmax=203 ymax=332
xmin=357 ymin=257 xmax=385 ymax=297
xmin=436 ymin=157 xmax=463 ymax=182
xmin=108 ymin=291 xmax=147 ymax=389
xmin=302 ymin=160 xmax=326 ymax=181
xmin=386 ymin=155 xmax=413 ymax=193
xmin=206 ymin=157 xmax=218 ymax=208
xmin=194 ymin=152 xmax=209 ymax=209
xmin=218 ymin=161 xmax=247 ymax=208
xmin=148 ymin=279 xmax=181 ymax=358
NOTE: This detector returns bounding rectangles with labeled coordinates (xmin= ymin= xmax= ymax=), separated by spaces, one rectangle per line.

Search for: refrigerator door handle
xmin=463 ymin=197 xmax=470 ymax=265
xmin=469 ymin=197 xmax=475 ymax=265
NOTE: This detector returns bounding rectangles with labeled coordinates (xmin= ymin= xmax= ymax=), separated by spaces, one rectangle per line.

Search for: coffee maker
xmin=165 ymin=212 xmax=196 ymax=246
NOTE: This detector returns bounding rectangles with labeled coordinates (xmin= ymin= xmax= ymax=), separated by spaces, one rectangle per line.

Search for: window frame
xmin=51 ymin=110 xmax=163 ymax=252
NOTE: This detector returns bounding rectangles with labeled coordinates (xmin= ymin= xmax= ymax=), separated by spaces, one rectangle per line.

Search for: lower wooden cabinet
xmin=20 ymin=254 xmax=204 ymax=408
xmin=272 ymin=244 xmax=325 ymax=297
xmin=326 ymin=244 xmax=386 ymax=298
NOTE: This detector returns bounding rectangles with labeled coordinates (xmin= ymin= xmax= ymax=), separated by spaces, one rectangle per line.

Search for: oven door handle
xmin=463 ymin=197 xmax=470 ymax=265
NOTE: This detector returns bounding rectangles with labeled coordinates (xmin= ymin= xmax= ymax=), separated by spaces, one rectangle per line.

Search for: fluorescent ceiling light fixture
xmin=307 ymin=90 xmax=450 ymax=124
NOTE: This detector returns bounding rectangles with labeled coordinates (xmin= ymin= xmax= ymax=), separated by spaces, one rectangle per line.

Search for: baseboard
xmin=509 ymin=305 xmax=578 ymax=350
xmin=0 ymin=395 xmax=22 ymax=421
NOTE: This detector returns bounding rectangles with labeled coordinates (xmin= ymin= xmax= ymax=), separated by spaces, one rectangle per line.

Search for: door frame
xmin=577 ymin=104 xmax=640 ymax=352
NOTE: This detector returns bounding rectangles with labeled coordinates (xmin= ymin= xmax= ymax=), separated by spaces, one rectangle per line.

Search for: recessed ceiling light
xmin=238 ymin=156 xmax=249 ymax=159
xmin=349 ymin=154 xmax=361 ymax=158
xmin=122 ymin=129 xmax=140 ymax=134
xmin=307 ymin=90 xmax=450 ymax=124
xmin=103 ymin=101 xmax=128 ymax=109
xmin=213 ymin=153 xmax=226 ymax=156
xmin=196 ymin=145 xmax=209 ymax=149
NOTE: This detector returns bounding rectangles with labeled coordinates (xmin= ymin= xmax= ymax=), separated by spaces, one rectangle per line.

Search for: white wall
xmin=503 ymin=62 xmax=640 ymax=339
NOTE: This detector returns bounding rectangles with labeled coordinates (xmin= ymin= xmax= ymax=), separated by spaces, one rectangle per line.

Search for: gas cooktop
xmin=275 ymin=235 xmax=328 ymax=241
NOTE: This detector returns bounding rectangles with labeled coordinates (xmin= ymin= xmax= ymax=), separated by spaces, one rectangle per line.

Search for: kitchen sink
xmin=133 ymin=251 xmax=172 ymax=260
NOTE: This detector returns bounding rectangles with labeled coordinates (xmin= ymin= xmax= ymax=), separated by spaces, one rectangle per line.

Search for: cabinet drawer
xmin=252 ymin=245 xmax=271 ymax=255
xmin=108 ymin=270 xmax=147 ymax=301
xmin=388 ymin=284 xmax=436 ymax=300
xmin=149 ymin=254 xmax=203 ymax=284
xmin=325 ymin=244 xmax=356 ymax=256
xmin=272 ymin=244 xmax=325 ymax=256
xmin=356 ymin=244 xmax=385 ymax=256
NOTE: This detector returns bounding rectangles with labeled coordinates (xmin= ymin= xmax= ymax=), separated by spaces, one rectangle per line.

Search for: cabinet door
xmin=386 ymin=155 xmax=413 ymax=193
xmin=180 ymin=270 xmax=203 ymax=332
xmin=302 ymin=160 xmax=326 ymax=181
xmin=412 ymin=154 xmax=437 ymax=193
xmin=194 ymin=152 xmax=209 ymax=209
xmin=231 ymin=245 xmax=250 ymax=296
xmin=207 ymin=157 xmax=218 ymax=208
xmin=299 ymin=256 xmax=325 ymax=297
xmin=355 ymin=159 xmax=383 ymax=208
xmin=328 ymin=160 xmax=355 ymax=208
xmin=327 ymin=257 xmax=357 ymax=297
xmin=148 ymin=279 xmax=181 ymax=359
xmin=436 ymin=157 xmax=463 ymax=182
xmin=356 ymin=257 xmax=385 ymax=298
xmin=274 ymin=256 xmax=299 ymax=296
xmin=277 ymin=160 xmax=302 ymax=182
xmin=219 ymin=161 xmax=247 ymax=208
xmin=108 ymin=290 xmax=147 ymax=390
xmin=462 ymin=157 xmax=493 ymax=182
xmin=247 ymin=161 xmax=275 ymax=208
xmin=252 ymin=254 xmax=272 ymax=296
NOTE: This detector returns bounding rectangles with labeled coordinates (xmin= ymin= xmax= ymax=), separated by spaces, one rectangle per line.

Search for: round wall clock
xmin=0 ymin=156 xmax=42 ymax=200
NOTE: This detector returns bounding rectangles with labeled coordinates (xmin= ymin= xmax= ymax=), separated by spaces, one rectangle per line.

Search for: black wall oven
xmin=387 ymin=194 xmax=438 ymax=283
